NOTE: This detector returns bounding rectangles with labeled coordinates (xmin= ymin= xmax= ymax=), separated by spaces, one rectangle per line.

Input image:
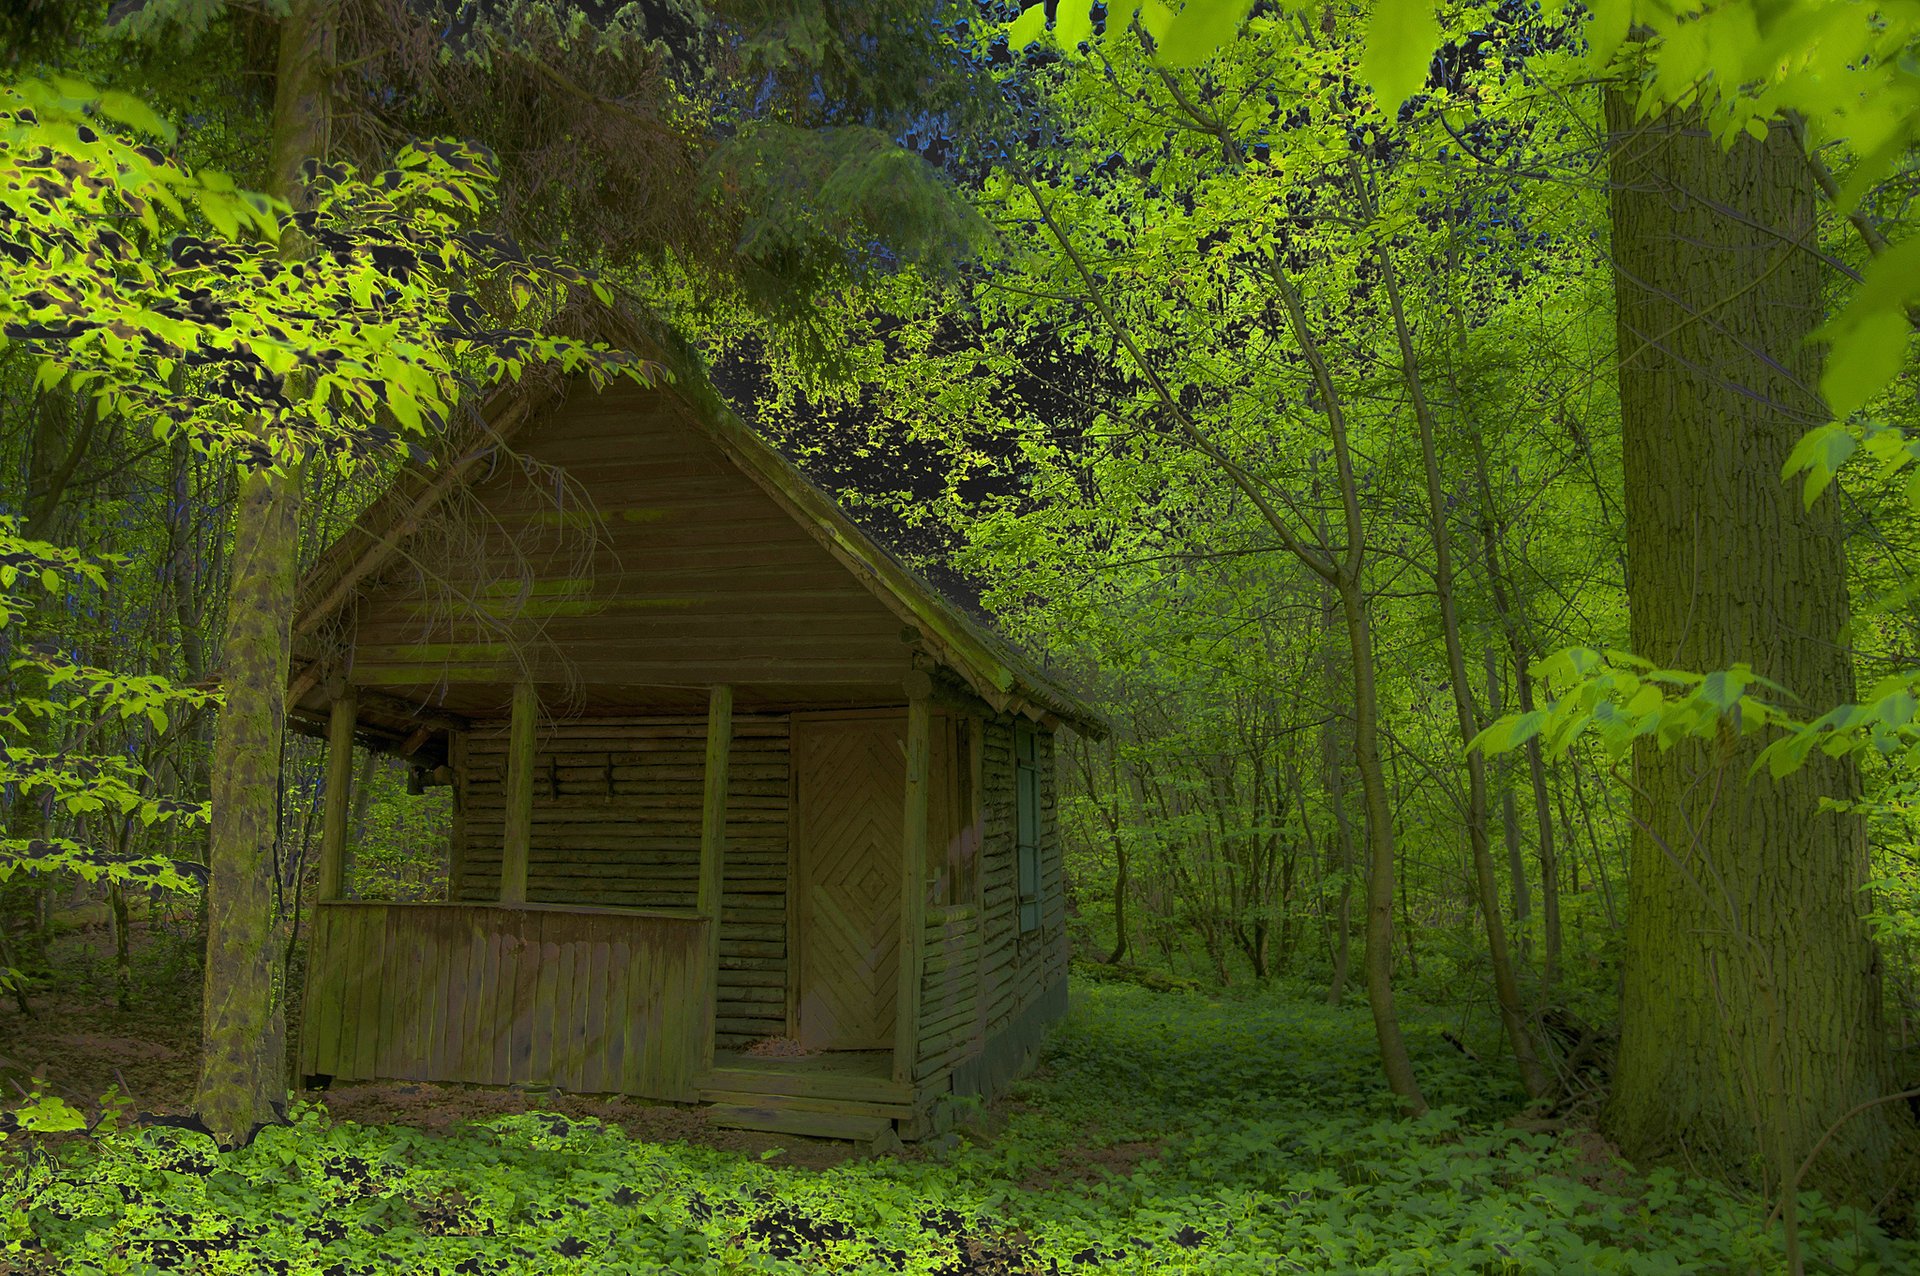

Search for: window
xmin=1015 ymin=722 xmax=1042 ymax=933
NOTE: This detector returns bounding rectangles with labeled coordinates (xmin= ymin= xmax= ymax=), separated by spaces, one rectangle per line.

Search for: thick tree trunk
xmin=1604 ymin=93 xmax=1909 ymax=1199
xmin=194 ymin=0 xmax=333 ymax=1147
xmin=195 ymin=463 xmax=303 ymax=1143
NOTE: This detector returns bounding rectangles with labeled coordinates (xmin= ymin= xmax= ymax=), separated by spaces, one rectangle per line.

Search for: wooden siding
xmin=298 ymin=902 xmax=706 ymax=1100
xmin=916 ymin=905 xmax=982 ymax=1082
xmin=976 ymin=719 xmax=1067 ymax=1049
xmin=453 ymin=714 xmax=789 ymax=1048
xmin=344 ymin=383 xmax=915 ymax=709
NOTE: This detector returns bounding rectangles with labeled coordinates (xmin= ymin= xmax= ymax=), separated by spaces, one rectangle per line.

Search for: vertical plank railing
xmin=499 ymin=681 xmax=537 ymax=904
xmin=895 ymin=671 xmax=932 ymax=1085
xmin=697 ymin=685 xmax=733 ymax=1072
xmin=301 ymin=902 xmax=709 ymax=1100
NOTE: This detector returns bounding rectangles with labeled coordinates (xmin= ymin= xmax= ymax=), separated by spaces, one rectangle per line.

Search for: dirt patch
xmin=1558 ymin=1126 xmax=1637 ymax=1196
xmin=0 ymin=920 xmax=201 ymax=1117
xmin=1019 ymin=1136 xmax=1162 ymax=1191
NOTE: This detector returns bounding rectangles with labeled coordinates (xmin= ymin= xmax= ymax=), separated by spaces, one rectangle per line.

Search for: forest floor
xmin=2 ymin=919 xmax=1915 ymax=1273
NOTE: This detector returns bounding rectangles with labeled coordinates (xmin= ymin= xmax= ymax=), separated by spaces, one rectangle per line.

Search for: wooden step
xmin=695 ymin=1066 xmax=913 ymax=1105
xmin=698 ymin=1087 xmax=911 ymax=1120
xmin=707 ymin=1100 xmax=892 ymax=1142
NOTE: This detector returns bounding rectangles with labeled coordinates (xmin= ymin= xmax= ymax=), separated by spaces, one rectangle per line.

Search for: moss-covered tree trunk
xmin=1604 ymin=93 xmax=1908 ymax=1199
xmin=194 ymin=0 xmax=332 ymax=1148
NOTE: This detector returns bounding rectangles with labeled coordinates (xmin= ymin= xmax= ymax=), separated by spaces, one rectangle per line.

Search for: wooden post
xmin=317 ymin=689 xmax=356 ymax=901
xmin=446 ymin=731 xmax=467 ymax=901
xmin=698 ymin=685 xmax=733 ymax=1071
xmin=500 ymin=681 xmax=537 ymax=905
xmin=895 ymin=672 xmax=933 ymax=1086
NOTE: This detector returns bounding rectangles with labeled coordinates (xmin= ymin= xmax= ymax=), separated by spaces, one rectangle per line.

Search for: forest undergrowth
xmin=5 ymin=978 xmax=1911 ymax=1276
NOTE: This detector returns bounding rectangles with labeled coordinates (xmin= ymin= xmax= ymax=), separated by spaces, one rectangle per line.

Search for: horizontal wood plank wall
xmin=345 ymin=384 xmax=914 ymax=699
xmin=916 ymin=905 xmax=982 ymax=1082
xmin=1020 ymin=731 xmax=1068 ymax=1007
xmin=978 ymin=719 xmax=1018 ymax=1035
xmin=299 ymin=901 xmax=706 ymax=1100
xmin=454 ymin=714 xmax=790 ymax=1048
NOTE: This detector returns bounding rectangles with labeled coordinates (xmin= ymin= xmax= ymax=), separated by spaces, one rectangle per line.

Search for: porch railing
xmin=298 ymin=901 xmax=709 ymax=1101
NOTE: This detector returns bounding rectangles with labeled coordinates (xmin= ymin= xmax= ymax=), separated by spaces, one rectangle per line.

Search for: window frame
xmin=1015 ymin=722 xmax=1042 ymax=934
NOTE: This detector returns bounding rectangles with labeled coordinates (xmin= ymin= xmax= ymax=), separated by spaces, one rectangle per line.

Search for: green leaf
xmin=1008 ymin=3 xmax=1048 ymax=51
xmin=1821 ymin=309 xmax=1909 ymax=420
xmin=14 ymin=1093 xmax=87 ymax=1133
xmin=93 ymin=89 xmax=176 ymax=143
xmin=1057 ymin=0 xmax=1094 ymax=51
xmin=1781 ymin=423 xmax=1857 ymax=508
xmin=1359 ymin=0 xmax=1438 ymax=116
xmin=1155 ymin=0 xmax=1256 ymax=66
xmin=1583 ymin=0 xmax=1631 ymax=73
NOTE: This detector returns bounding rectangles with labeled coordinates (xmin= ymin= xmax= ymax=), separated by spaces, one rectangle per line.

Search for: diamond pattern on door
xmin=795 ymin=717 xmax=904 ymax=1050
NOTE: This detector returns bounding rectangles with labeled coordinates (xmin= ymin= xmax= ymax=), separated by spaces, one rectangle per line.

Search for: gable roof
xmin=290 ymin=349 xmax=1106 ymax=740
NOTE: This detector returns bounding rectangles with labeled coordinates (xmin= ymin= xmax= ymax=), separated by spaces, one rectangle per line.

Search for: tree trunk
xmin=1485 ymin=650 xmax=1532 ymax=957
xmin=1378 ymin=243 xmax=1552 ymax=1101
xmin=1604 ymin=92 xmax=1909 ymax=1199
xmin=1466 ymin=441 xmax=1563 ymax=989
xmin=1337 ymin=569 xmax=1424 ymax=1110
xmin=1320 ymin=582 xmax=1356 ymax=1007
xmin=193 ymin=0 xmax=333 ymax=1147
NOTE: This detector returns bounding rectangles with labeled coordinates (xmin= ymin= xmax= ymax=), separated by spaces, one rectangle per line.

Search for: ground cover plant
xmin=6 ymin=979 xmax=1912 ymax=1275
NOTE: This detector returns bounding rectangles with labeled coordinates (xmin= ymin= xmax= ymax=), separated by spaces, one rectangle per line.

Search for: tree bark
xmin=1604 ymin=92 xmax=1910 ymax=1199
xmin=193 ymin=0 xmax=333 ymax=1147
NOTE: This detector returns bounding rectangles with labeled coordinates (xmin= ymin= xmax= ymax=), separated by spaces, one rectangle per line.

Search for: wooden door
xmin=793 ymin=714 xmax=905 ymax=1050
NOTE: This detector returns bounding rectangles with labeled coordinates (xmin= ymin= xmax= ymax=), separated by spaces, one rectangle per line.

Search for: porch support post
xmin=698 ymin=684 xmax=733 ymax=1072
xmin=317 ymin=685 xmax=356 ymax=901
xmin=895 ymin=671 xmax=933 ymax=1086
xmin=500 ymin=680 xmax=537 ymax=904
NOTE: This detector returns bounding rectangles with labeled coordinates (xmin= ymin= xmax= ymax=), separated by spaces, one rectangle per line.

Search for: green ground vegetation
xmin=7 ymin=979 xmax=1914 ymax=1275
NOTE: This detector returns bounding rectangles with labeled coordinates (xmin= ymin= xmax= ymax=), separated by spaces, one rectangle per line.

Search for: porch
xmin=298 ymin=679 xmax=953 ymax=1134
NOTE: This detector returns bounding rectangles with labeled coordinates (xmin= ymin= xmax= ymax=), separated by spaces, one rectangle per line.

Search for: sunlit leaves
xmin=1360 ymin=0 xmax=1439 ymax=116
xmin=1469 ymin=647 xmax=1791 ymax=765
xmin=1007 ymin=0 xmax=1255 ymax=64
xmin=1007 ymin=2 xmax=1047 ymax=50
xmin=0 ymin=80 xmax=650 ymax=476
xmin=1472 ymin=643 xmax=1920 ymax=790
xmin=1781 ymin=423 xmax=1858 ymax=509
xmin=1154 ymin=0 xmax=1257 ymax=64
xmin=1056 ymin=0 xmax=1094 ymax=51
xmin=1814 ymin=236 xmax=1920 ymax=419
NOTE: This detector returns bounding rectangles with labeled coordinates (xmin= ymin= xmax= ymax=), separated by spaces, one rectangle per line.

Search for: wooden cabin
xmin=284 ymin=366 xmax=1104 ymax=1141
